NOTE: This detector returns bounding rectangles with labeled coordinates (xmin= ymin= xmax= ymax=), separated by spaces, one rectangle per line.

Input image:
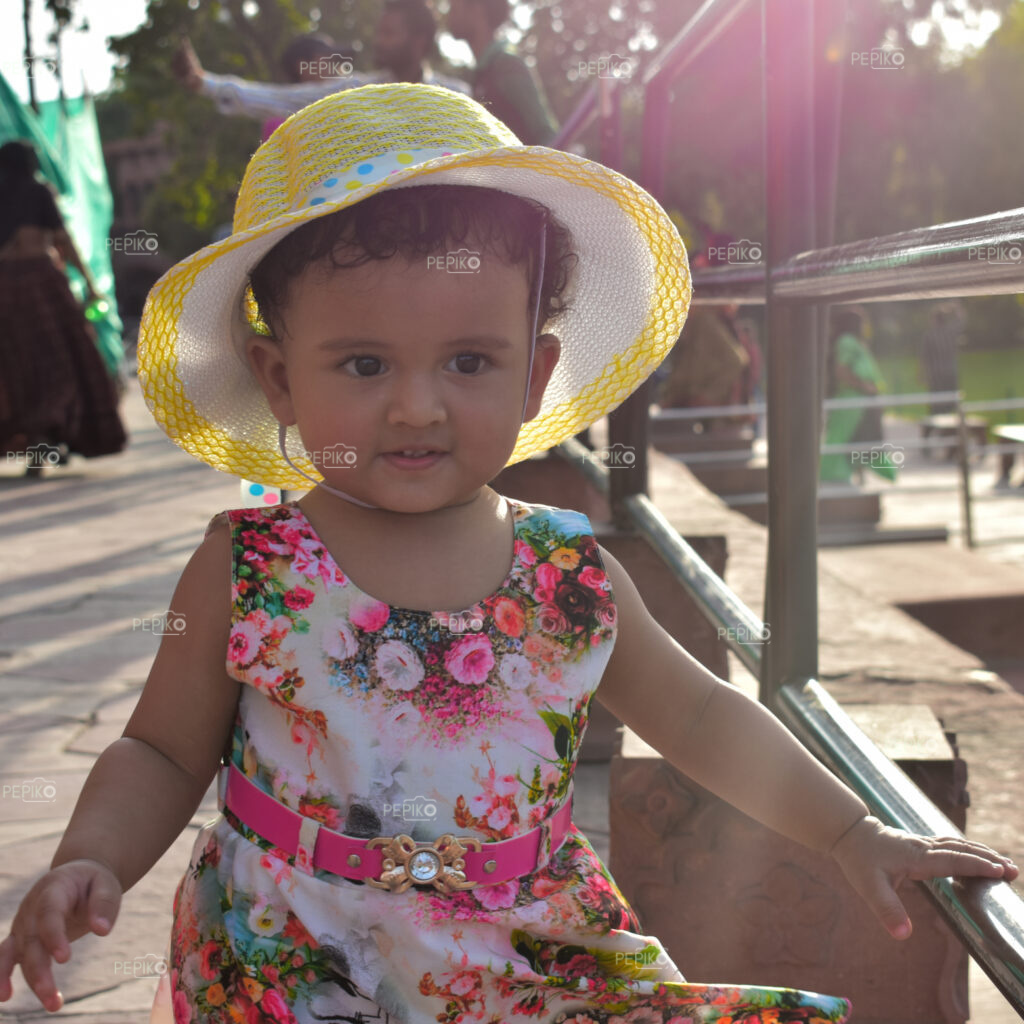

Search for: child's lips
xmin=382 ymin=450 xmax=447 ymax=469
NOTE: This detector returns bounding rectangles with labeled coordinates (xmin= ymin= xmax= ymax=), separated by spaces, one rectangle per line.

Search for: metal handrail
xmin=556 ymin=438 xmax=1024 ymax=1010
xmin=778 ymin=681 xmax=1024 ymax=1009
xmin=654 ymin=393 xmax=1024 ymax=415
xmin=653 ymin=390 xmax=963 ymax=417
xmin=651 ymin=389 xmax=1024 ymax=543
xmin=560 ymin=437 xmax=765 ymax=676
xmin=550 ymin=0 xmax=1024 ymax=1012
xmin=687 ymin=208 xmax=1024 ymax=304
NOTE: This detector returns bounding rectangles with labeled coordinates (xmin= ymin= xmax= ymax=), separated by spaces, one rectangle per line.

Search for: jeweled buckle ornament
xmin=365 ymin=833 xmax=482 ymax=893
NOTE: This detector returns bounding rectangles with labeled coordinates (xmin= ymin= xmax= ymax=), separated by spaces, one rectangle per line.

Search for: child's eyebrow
xmin=317 ymin=335 xmax=514 ymax=352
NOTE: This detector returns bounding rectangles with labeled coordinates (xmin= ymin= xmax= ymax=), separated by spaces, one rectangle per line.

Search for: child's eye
xmin=449 ymin=352 xmax=489 ymax=374
xmin=339 ymin=353 xmax=489 ymax=377
xmin=341 ymin=356 xmax=383 ymax=377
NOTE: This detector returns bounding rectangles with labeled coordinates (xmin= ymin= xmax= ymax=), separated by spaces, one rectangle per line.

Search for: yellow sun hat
xmin=136 ymin=82 xmax=691 ymax=490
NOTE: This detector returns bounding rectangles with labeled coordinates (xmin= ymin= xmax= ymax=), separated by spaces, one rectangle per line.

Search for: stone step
xmin=729 ymin=491 xmax=882 ymax=527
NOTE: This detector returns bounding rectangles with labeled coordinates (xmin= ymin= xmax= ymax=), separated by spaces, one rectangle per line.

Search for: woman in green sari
xmin=820 ymin=308 xmax=899 ymax=483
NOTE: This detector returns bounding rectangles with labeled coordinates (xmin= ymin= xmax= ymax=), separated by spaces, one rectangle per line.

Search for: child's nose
xmin=385 ymin=372 xmax=447 ymax=427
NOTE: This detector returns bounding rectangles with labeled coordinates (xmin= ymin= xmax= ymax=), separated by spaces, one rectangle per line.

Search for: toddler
xmin=0 ymin=83 xmax=1016 ymax=1024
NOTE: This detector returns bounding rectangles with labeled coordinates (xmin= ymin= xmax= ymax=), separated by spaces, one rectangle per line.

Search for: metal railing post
xmin=760 ymin=0 xmax=821 ymax=704
xmin=955 ymin=389 xmax=976 ymax=548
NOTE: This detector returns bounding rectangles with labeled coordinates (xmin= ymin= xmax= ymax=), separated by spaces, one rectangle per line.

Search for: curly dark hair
xmin=248 ymin=184 xmax=578 ymax=343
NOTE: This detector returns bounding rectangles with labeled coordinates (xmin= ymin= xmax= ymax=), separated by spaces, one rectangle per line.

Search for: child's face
xmin=246 ymin=239 xmax=560 ymax=514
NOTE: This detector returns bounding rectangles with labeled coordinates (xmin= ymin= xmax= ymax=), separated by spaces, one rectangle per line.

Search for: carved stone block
xmin=609 ymin=719 xmax=970 ymax=1024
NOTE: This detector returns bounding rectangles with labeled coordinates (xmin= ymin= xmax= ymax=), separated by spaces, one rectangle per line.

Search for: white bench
xmin=918 ymin=413 xmax=989 ymax=460
xmin=994 ymin=424 xmax=1024 ymax=485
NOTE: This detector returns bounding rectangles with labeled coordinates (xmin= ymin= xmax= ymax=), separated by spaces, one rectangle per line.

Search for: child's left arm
xmin=593 ymin=545 xmax=1018 ymax=940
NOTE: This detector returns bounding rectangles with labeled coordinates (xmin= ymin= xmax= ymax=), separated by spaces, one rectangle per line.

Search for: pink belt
xmin=217 ymin=762 xmax=573 ymax=893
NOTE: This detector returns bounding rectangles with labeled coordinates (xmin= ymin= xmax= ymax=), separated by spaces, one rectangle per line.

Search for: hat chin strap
xmin=278 ymin=218 xmax=547 ymax=510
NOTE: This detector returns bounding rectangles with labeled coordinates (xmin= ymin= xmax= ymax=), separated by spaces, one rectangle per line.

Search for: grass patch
xmin=877 ymin=349 xmax=1024 ymax=428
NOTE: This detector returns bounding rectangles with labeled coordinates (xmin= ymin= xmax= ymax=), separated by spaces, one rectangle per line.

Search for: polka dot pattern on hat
xmin=304 ymin=147 xmax=461 ymax=208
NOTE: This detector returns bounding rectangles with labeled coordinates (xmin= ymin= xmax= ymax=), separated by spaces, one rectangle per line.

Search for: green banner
xmin=0 ymin=72 xmax=123 ymax=376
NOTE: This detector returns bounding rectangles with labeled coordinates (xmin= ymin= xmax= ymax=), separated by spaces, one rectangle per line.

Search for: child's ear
xmin=244 ymin=332 xmax=296 ymax=426
xmin=523 ymin=333 xmax=561 ymax=423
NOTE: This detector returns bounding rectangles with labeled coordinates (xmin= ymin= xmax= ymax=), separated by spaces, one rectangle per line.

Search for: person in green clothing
xmin=820 ymin=307 xmax=900 ymax=483
xmin=446 ymin=0 xmax=559 ymax=145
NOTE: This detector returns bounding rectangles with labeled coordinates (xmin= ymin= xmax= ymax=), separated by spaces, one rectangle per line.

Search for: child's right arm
xmin=0 ymin=515 xmax=241 ymax=1013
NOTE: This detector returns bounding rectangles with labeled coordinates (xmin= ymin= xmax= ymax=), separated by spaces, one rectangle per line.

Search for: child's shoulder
xmin=202 ymin=503 xmax=300 ymax=539
xmin=505 ymin=494 xmax=595 ymax=536
xmin=505 ymin=496 xmax=630 ymax=585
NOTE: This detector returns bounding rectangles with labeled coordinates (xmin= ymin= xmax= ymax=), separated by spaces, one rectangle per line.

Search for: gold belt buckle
xmin=365 ymin=833 xmax=482 ymax=893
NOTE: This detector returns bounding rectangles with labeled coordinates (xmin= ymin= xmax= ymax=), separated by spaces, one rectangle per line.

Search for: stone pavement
xmin=0 ymin=379 xmax=1020 ymax=1021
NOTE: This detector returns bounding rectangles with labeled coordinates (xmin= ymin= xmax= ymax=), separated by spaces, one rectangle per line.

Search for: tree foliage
xmin=93 ymin=0 xmax=1024 ymax=351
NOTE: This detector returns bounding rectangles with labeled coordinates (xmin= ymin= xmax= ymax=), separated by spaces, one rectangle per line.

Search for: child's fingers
xmin=922 ymin=835 xmax=1015 ymax=862
xmin=905 ymin=844 xmax=1014 ymax=881
xmin=863 ymin=870 xmax=914 ymax=940
xmin=32 ymin=877 xmax=79 ymax=963
xmin=85 ymin=870 xmax=121 ymax=938
xmin=0 ymin=934 xmax=17 ymax=1001
xmin=16 ymin=934 xmax=64 ymax=1013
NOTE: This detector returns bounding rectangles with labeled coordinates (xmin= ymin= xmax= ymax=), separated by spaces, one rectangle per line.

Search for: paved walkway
xmin=0 ymin=380 xmax=1020 ymax=1021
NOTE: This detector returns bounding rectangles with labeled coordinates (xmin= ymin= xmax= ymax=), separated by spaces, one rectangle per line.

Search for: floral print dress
xmin=150 ymin=497 xmax=852 ymax=1024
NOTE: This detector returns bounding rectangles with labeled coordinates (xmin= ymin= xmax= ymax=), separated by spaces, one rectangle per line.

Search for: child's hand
xmin=830 ymin=815 xmax=1019 ymax=940
xmin=0 ymin=859 xmax=122 ymax=1013
xmin=171 ymin=37 xmax=204 ymax=91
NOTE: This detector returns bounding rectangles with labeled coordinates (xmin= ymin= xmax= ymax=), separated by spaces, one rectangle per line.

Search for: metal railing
xmin=687 ymin=204 xmax=1024 ymax=305
xmin=548 ymin=0 xmax=1024 ymax=1014
xmin=649 ymin=391 xmax=1024 ymax=546
xmin=558 ymin=437 xmax=1024 ymax=1010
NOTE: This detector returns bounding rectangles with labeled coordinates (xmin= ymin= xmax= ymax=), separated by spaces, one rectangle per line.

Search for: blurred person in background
xmin=173 ymin=1 xmax=470 ymax=124
xmin=820 ymin=306 xmax=898 ymax=484
xmin=656 ymin=303 xmax=750 ymax=434
xmin=259 ymin=33 xmax=340 ymax=141
xmin=656 ymin=253 xmax=750 ymax=434
xmin=0 ymin=140 xmax=127 ymax=478
xmin=445 ymin=0 xmax=559 ymax=145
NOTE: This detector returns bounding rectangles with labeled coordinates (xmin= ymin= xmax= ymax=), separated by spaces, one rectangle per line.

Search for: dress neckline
xmin=285 ymin=496 xmax=524 ymax=616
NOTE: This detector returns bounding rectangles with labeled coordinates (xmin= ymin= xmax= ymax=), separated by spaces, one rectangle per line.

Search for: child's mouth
xmin=382 ymin=450 xmax=446 ymax=469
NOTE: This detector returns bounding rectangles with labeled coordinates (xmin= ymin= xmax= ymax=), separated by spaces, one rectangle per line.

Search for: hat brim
xmin=137 ymin=146 xmax=690 ymax=489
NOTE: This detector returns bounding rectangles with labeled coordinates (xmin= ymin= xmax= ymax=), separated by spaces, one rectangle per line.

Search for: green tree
xmin=97 ymin=0 xmax=386 ymax=258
